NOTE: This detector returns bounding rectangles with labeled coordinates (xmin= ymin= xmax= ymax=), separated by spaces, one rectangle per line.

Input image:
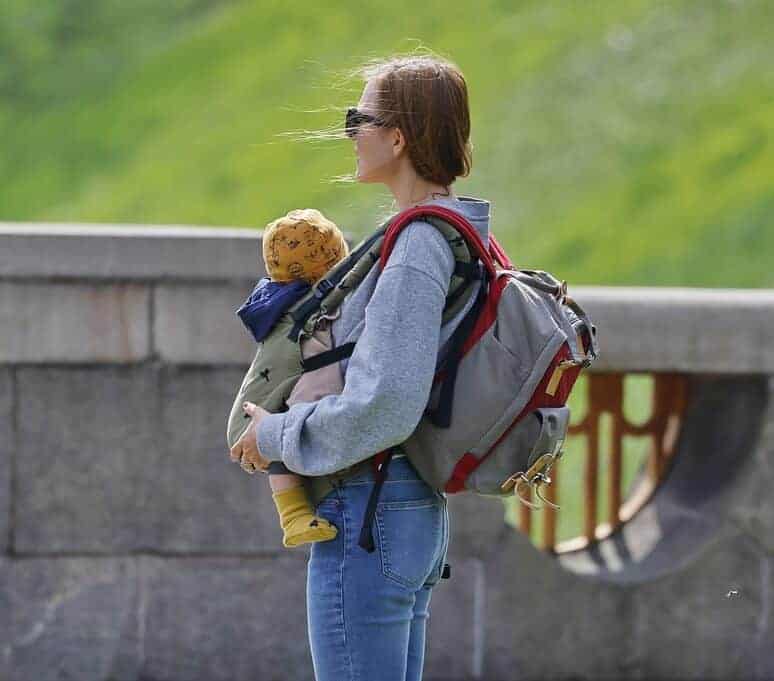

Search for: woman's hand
xmin=229 ymin=401 xmax=272 ymax=474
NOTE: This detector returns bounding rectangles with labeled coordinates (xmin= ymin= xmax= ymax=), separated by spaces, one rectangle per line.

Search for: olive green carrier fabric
xmin=226 ymin=216 xmax=478 ymax=508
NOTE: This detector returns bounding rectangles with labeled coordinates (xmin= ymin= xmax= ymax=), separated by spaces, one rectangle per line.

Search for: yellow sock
xmin=271 ymin=485 xmax=338 ymax=548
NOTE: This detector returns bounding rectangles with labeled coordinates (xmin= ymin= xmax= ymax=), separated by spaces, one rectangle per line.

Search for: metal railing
xmin=516 ymin=372 xmax=689 ymax=553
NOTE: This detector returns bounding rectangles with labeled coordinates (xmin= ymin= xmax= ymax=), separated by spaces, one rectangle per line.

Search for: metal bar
xmin=515 ymin=371 xmax=689 ymax=555
xmin=543 ymin=463 xmax=558 ymax=550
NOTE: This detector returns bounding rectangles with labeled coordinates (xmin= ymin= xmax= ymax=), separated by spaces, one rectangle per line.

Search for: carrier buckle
xmin=314 ymin=278 xmax=335 ymax=299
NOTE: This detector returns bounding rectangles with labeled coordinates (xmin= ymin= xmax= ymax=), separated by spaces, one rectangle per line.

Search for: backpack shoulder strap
xmin=380 ymin=205 xmax=502 ymax=325
xmin=380 ymin=205 xmax=499 ymax=278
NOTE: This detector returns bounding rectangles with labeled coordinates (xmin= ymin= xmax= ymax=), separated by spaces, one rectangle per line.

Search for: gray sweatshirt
xmin=256 ymin=195 xmax=491 ymax=477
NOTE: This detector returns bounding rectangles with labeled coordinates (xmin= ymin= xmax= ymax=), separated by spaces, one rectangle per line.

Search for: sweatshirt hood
xmin=407 ymin=194 xmax=491 ymax=249
xmin=236 ymin=277 xmax=310 ymax=343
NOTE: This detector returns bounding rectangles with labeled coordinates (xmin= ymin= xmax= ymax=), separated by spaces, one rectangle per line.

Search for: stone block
xmin=0 ymin=556 xmax=10 ymax=679
xmin=155 ymin=282 xmax=257 ymax=364
xmin=447 ymin=492 xmax=510 ymax=559
xmin=558 ymin=498 xmax=718 ymax=584
xmin=483 ymin=530 xmax=638 ymax=680
xmin=726 ymin=375 xmax=774 ymax=552
xmin=629 ymin=529 xmax=768 ymax=681
xmin=572 ymin=285 xmax=774 ymax=373
xmin=0 ymin=368 xmax=12 ymax=551
xmin=424 ymin=557 xmax=482 ymax=681
xmin=15 ymin=366 xmax=286 ymax=553
xmin=139 ymin=554 xmax=312 ymax=681
xmin=0 ymin=223 xmax=266 ymax=281
xmin=0 ymin=224 xmax=354 ymax=281
xmin=0 ymin=281 xmax=149 ymax=363
xmin=4 ymin=556 xmax=139 ymax=681
xmin=151 ymin=365 xmax=286 ymax=552
xmin=15 ymin=367 xmax=159 ymax=552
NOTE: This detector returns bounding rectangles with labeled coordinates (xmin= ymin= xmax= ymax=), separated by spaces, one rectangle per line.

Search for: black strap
xmin=513 ymin=270 xmax=562 ymax=296
xmin=300 ymin=342 xmax=356 ymax=372
xmin=564 ymin=297 xmax=599 ymax=362
xmin=267 ymin=461 xmax=291 ymax=474
xmin=357 ymin=448 xmax=397 ymax=553
xmin=454 ymin=260 xmax=481 ymax=279
xmin=430 ymin=272 xmax=489 ymax=428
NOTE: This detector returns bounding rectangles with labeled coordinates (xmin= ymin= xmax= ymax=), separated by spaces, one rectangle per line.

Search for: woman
xmin=230 ymin=53 xmax=491 ymax=680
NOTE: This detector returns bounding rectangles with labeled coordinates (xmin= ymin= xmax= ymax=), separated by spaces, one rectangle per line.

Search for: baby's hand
xmin=229 ymin=401 xmax=272 ymax=473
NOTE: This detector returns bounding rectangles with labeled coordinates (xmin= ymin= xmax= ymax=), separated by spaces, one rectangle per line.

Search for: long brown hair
xmin=357 ymin=54 xmax=473 ymax=187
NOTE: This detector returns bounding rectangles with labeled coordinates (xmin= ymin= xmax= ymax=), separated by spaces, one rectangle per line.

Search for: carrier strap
xmin=442 ymin=261 xmax=480 ymax=313
xmin=300 ymin=342 xmax=356 ymax=373
xmin=357 ymin=448 xmax=397 ymax=553
xmin=287 ymin=228 xmax=386 ymax=342
xmin=454 ymin=260 xmax=481 ymax=279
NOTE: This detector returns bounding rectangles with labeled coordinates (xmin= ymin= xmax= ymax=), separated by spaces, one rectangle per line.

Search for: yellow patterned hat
xmin=262 ymin=208 xmax=349 ymax=284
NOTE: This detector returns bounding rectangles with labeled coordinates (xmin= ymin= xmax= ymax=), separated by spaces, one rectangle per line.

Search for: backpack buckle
xmin=501 ymin=450 xmax=564 ymax=511
xmin=555 ymin=279 xmax=568 ymax=303
xmin=546 ymin=359 xmax=580 ymax=396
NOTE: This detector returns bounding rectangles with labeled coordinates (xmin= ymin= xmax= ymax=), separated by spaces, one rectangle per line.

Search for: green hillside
xmin=2 ymin=0 xmax=772 ymax=287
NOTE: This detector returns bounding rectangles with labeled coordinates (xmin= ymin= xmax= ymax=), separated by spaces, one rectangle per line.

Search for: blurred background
xmin=2 ymin=0 xmax=772 ymax=546
xmin=2 ymin=0 xmax=772 ymax=287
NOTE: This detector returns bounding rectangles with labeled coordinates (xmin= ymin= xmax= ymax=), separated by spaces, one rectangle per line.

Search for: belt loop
xmin=327 ymin=469 xmax=348 ymax=488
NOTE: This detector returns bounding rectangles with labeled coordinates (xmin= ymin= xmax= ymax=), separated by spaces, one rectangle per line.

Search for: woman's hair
xmin=355 ymin=54 xmax=473 ymax=187
xmin=267 ymin=48 xmax=473 ymax=222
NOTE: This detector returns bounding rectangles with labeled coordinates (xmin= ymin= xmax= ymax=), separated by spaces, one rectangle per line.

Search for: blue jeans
xmin=306 ymin=455 xmax=450 ymax=681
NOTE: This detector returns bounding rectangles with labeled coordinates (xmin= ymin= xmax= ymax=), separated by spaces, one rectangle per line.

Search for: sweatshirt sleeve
xmin=256 ymin=219 xmax=455 ymax=476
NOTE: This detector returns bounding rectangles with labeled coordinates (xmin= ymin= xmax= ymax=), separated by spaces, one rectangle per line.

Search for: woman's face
xmin=352 ymin=79 xmax=403 ymax=184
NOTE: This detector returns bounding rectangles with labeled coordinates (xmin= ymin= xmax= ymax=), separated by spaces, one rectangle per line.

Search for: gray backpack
xmin=274 ymin=204 xmax=599 ymax=551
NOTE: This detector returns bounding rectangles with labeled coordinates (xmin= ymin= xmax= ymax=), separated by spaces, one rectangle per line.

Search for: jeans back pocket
xmin=423 ymin=499 xmax=450 ymax=588
xmin=375 ymin=497 xmax=444 ymax=590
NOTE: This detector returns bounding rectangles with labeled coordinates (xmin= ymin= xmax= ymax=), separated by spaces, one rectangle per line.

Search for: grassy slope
xmin=2 ymin=0 xmax=772 ymax=543
xmin=4 ymin=0 xmax=772 ymax=286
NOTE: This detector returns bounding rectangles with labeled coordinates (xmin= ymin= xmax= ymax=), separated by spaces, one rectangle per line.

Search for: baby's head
xmin=262 ymin=208 xmax=349 ymax=284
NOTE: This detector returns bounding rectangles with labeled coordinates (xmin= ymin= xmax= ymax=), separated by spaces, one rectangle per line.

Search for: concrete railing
xmin=1 ymin=223 xmax=772 ymax=681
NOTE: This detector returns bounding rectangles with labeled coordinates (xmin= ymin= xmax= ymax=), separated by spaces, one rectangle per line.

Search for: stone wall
xmin=1 ymin=223 xmax=772 ymax=680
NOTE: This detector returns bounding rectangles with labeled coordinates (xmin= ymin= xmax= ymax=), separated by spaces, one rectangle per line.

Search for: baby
xmin=229 ymin=208 xmax=350 ymax=548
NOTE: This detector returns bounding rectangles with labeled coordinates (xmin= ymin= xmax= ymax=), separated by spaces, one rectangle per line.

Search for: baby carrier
xmin=227 ymin=205 xmax=599 ymax=556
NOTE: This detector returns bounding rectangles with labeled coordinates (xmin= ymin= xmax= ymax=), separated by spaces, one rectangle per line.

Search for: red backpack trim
xmin=370 ymin=205 xmax=506 ymax=478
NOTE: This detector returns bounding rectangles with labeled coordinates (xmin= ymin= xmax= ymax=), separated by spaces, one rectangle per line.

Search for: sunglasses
xmin=345 ymin=107 xmax=388 ymax=138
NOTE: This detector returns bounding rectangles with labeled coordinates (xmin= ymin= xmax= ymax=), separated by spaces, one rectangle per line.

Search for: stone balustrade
xmin=1 ymin=223 xmax=772 ymax=681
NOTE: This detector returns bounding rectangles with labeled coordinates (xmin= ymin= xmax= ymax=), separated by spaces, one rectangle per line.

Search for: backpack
xmin=229 ymin=204 xmax=599 ymax=554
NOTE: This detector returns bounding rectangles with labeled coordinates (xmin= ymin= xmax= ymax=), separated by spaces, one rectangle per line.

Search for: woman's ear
xmin=391 ymin=127 xmax=406 ymax=158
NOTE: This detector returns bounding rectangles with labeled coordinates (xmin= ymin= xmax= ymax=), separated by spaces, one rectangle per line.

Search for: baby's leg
xmin=269 ymin=472 xmax=305 ymax=492
xmin=268 ymin=471 xmax=338 ymax=548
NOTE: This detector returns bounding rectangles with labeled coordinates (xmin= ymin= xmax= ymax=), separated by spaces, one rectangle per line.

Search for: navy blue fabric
xmin=236 ymin=277 xmax=311 ymax=343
